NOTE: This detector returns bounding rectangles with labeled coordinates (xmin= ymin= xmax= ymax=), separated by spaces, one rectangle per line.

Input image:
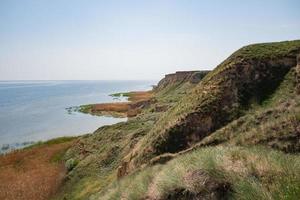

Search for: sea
xmin=0 ymin=80 xmax=156 ymax=153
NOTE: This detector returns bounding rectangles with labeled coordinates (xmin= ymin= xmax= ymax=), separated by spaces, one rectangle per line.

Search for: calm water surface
xmin=0 ymin=80 xmax=155 ymax=152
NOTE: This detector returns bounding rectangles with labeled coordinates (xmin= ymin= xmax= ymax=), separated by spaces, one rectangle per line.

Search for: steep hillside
xmin=154 ymin=71 xmax=210 ymax=91
xmin=54 ymin=70 xmax=208 ymax=200
xmin=96 ymin=146 xmax=300 ymax=200
xmin=55 ymin=40 xmax=300 ymax=200
xmin=198 ymin=68 xmax=300 ymax=152
xmin=95 ymin=40 xmax=300 ymax=200
xmin=118 ymin=40 xmax=300 ymax=176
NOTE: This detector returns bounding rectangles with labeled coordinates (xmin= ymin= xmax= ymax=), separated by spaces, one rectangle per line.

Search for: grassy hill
xmin=54 ymin=40 xmax=300 ymax=200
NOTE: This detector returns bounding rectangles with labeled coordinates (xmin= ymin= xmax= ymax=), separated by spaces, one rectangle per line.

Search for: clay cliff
xmin=154 ymin=71 xmax=210 ymax=91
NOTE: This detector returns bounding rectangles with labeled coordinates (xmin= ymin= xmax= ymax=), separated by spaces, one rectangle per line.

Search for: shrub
xmin=65 ymin=158 xmax=79 ymax=171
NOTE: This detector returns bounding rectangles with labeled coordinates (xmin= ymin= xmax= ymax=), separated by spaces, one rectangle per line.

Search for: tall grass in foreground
xmin=96 ymin=146 xmax=300 ymax=200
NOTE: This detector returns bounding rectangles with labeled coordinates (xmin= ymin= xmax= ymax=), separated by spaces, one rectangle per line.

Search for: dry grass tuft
xmin=0 ymin=140 xmax=74 ymax=200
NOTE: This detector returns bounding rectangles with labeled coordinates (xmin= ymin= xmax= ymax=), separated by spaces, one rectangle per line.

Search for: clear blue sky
xmin=0 ymin=0 xmax=299 ymax=80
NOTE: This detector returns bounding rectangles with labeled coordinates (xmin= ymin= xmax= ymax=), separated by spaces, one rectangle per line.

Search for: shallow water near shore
xmin=0 ymin=80 xmax=155 ymax=153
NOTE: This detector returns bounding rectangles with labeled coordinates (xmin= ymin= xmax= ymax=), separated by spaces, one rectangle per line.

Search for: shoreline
xmin=1 ymin=90 xmax=151 ymax=154
xmin=0 ymin=136 xmax=82 ymax=155
xmin=77 ymin=90 xmax=153 ymax=118
xmin=0 ymin=80 xmax=154 ymax=156
xmin=0 ymin=87 xmax=155 ymax=199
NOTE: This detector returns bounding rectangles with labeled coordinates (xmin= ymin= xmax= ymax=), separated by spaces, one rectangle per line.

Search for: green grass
xmin=51 ymin=149 xmax=69 ymax=163
xmin=260 ymin=68 xmax=296 ymax=107
xmin=96 ymin=146 xmax=300 ymax=200
xmin=21 ymin=136 xmax=77 ymax=164
xmin=78 ymin=104 xmax=93 ymax=113
xmin=54 ymin=116 xmax=158 ymax=199
xmin=123 ymin=40 xmax=300 ymax=168
xmin=198 ymin=68 xmax=300 ymax=152
xmin=54 ymin=71 xmax=200 ymax=199
xmin=24 ymin=136 xmax=77 ymax=150
xmin=110 ymin=92 xmax=132 ymax=97
xmin=237 ymin=40 xmax=300 ymax=59
xmin=56 ymin=40 xmax=300 ymax=199
xmin=204 ymin=40 xmax=300 ymax=83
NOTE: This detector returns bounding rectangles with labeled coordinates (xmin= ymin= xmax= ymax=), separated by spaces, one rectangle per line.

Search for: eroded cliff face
xmin=118 ymin=41 xmax=300 ymax=177
xmin=154 ymin=71 xmax=210 ymax=91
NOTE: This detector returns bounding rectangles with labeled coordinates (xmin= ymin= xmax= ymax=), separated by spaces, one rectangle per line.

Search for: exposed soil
xmin=0 ymin=141 xmax=74 ymax=200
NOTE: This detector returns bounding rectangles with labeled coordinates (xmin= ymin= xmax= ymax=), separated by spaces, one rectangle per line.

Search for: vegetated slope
xmin=92 ymin=40 xmax=300 ymax=200
xmin=96 ymin=146 xmax=300 ymax=200
xmin=54 ymin=71 xmax=207 ymax=200
xmin=154 ymin=71 xmax=210 ymax=92
xmin=198 ymin=68 xmax=300 ymax=152
xmin=58 ymin=40 xmax=300 ymax=200
xmin=0 ymin=137 xmax=75 ymax=200
xmin=118 ymin=40 xmax=300 ymax=176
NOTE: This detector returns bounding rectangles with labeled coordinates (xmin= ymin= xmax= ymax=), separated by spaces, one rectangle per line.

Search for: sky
xmin=0 ymin=0 xmax=300 ymax=80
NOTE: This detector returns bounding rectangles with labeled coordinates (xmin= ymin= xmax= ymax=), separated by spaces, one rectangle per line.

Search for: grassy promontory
xmin=78 ymin=91 xmax=153 ymax=117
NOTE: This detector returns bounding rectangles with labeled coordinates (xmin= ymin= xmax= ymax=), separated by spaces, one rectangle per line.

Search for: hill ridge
xmin=54 ymin=40 xmax=300 ymax=200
